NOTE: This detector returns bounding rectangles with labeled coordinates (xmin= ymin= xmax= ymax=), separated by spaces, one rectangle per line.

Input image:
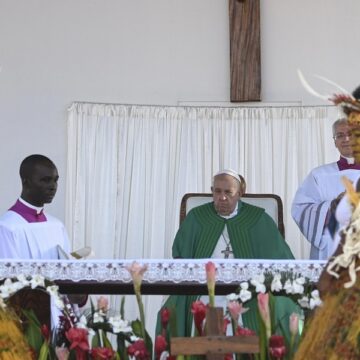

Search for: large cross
xmin=171 ymin=307 xmax=259 ymax=359
xmin=229 ymin=0 xmax=261 ymax=102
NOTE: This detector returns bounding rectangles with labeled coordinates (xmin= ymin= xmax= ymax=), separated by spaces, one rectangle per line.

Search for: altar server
xmin=291 ymin=118 xmax=360 ymax=260
xmin=0 ymin=154 xmax=70 ymax=259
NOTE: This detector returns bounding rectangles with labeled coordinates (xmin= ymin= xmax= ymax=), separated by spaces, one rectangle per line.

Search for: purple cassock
xmin=9 ymin=199 xmax=47 ymax=223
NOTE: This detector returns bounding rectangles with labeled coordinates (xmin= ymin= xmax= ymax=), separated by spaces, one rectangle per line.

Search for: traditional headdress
xmin=298 ymin=70 xmax=360 ymax=162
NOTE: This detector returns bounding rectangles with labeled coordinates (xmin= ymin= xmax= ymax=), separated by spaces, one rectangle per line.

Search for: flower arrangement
xmin=0 ymin=262 xmax=322 ymax=360
xmin=0 ymin=264 xmax=150 ymax=360
xmin=226 ymin=271 xmax=321 ymax=311
xmin=165 ymin=262 xmax=322 ymax=360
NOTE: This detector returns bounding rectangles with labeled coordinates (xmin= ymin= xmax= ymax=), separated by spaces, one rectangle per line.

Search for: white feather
xmin=314 ymin=74 xmax=354 ymax=98
xmin=297 ymin=69 xmax=329 ymax=101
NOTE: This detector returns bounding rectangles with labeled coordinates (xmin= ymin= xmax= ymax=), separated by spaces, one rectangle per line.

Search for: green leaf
xmin=90 ymin=297 xmax=96 ymax=314
xmin=269 ymin=292 xmax=276 ymax=334
xmin=168 ymin=305 xmax=178 ymax=338
xmin=22 ymin=309 xmax=43 ymax=354
xmin=256 ymin=305 xmax=267 ymax=360
xmin=101 ymin=330 xmax=113 ymax=349
xmin=117 ymin=333 xmax=129 ymax=360
xmin=38 ymin=341 xmax=49 ymax=360
xmin=92 ymin=330 xmax=101 ymax=348
xmin=120 ymin=296 xmax=126 ymax=319
xmin=22 ymin=309 xmax=41 ymax=328
xmin=131 ymin=319 xmax=143 ymax=338
xmin=144 ymin=328 xmax=153 ymax=360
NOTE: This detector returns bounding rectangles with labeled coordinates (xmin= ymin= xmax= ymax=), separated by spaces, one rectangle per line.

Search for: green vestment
xmin=157 ymin=201 xmax=297 ymax=339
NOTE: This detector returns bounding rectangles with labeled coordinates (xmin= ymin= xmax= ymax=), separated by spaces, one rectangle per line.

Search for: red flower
xmin=269 ymin=335 xmax=286 ymax=359
xmin=235 ymin=326 xmax=256 ymax=336
xmin=154 ymin=335 xmax=168 ymax=359
xmin=127 ymin=339 xmax=150 ymax=360
xmin=160 ymin=308 xmax=170 ymax=330
xmin=65 ymin=327 xmax=89 ymax=360
xmin=224 ymin=354 xmax=233 ymax=360
xmin=90 ymin=347 xmax=115 ymax=360
xmin=40 ymin=324 xmax=50 ymax=342
xmin=191 ymin=300 xmax=207 ymax=336
xmin=223 ymin=317 xmax=231 ymax=334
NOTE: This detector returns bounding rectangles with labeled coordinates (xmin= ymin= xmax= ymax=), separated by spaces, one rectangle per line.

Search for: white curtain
xmin=66 ymin=102 xmax=340 ymax=332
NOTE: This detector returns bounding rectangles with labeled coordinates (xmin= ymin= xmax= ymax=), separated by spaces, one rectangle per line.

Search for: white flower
xmin=270 ymin=274 xmax=283 ymax=292
xmin=46 ymin=285 xmax=59 ymax=296
xmin=30 ymin=275 xmax=45 ymax=289
xmin=292 ymin=277 xmax=305 ymax=294
xmin=93 ymin=312 xmax=104 ymax=323
xmin=309 ymin=290 xmax=322 ymax=309
xmin=159 ymin=351 xmax=170 ymax=360
xmin=12 ymin=280 xmax=25 ymax=292
xmin=283 ymin=279 xmax=294 ymax=294
xmin=130 ymin=335 xmax=140 ymax=342
xmin=239 ymin=282 xmax=252 ymax=302
xmin=250 ymin=274 xmax=266 ymax=293
xmin=0 ymin=279 xmax=17 ymax=299
xmin=109 ymin=316 xmax=132 ymax=334
xmin=53 ymin=296 xmax=65 ymax=310
xmin=226 ymin=293 xmax=238 ymax=302
xmin=297 ymin=296 xmax=310 ymax=309
xmin=0 ymin=297 xmax=6 ymax=309
xmin=16 ymin=274 xmax=30 ymax=287
xmin=76 ymin=315 xmax=88 ymax=329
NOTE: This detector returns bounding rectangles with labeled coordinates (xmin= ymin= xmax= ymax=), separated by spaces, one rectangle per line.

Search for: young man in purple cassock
xmin=0 ymin=154 xmax=70 ymax=259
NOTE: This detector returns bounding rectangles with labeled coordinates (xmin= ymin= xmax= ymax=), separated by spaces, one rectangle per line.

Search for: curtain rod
xmin=71 ymin=100 xmax=336 ymax=110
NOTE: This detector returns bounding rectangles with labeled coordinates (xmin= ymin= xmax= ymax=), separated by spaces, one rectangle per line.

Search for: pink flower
xmin=90 ymin=347 xmax=116 ymax=360
xmin=205 ymin=261 xmax=216 ymax=307
xmin=154 ymin=335 xmax=168 ymax=359
xmin=269 ymin=335 xmax=286 ymax=359
xmin=191 ymin=300 xmax=207 ymax=336
xmin=227 ymin=301 xmax=248 ymax=323
xmin=127 ymin=339 xmax=150 ymax=360
xmin=160 ymin=307 xmax=170 ymax=330
xmin=126 ymin=261 xmax=148 ymax=293
xmin=66 ymin=327 xmax=89 ymax=360
xmin=97 ymin=296 xmax=109 ymax=312
xmin=257 ymin=293 xmax=271 ymax=339
xmin=235 ymin=326 xmax=256 ymax=336
xmin=55 ymin=347 xmax=70 ymax=360
xmin=289 ymin=313 xmax=299 ymax=336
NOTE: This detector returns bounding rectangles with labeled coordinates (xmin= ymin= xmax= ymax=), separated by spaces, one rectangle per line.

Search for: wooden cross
xmin=229 ymin=0 xmax=261 ymax=102
xmin=171 ymin=307 xmax=259 ymax=360
xmin=221 ymin=245 xmax=233 ymax=259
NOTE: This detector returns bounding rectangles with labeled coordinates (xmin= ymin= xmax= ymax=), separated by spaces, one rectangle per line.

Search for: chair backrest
xmin=180 ymin=193 xmax=285 ymax=238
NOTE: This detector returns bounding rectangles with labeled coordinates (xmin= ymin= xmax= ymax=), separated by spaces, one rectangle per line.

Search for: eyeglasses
xmin=333 ymin=132 xmax=353 ymax=141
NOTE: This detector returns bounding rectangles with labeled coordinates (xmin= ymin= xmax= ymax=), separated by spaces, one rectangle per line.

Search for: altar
xmin=0 ymin=259 xmax=326 ymax=295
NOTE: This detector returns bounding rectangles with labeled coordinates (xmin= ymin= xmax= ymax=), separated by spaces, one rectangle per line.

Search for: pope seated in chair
xmin=156 ymin=169 xmax=297 ymax=340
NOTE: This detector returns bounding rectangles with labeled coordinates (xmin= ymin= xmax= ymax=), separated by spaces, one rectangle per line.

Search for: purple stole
xmin=337 ymin=157 xmax=360 ymax=171
xmin=9 ymin=200 xmax=47 ymax=223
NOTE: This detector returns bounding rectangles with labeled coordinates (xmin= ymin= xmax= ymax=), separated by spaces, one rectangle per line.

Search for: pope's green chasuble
xmin=158 ymin=201 xmax=296 ymax=340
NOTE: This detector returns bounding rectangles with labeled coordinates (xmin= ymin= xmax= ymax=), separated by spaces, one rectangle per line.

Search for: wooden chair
xmin=180 ymin=192 xmax=285 ymax=239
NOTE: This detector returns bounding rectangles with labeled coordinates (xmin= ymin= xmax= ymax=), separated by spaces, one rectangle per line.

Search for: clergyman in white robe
xmin=291 ymin=160 xmax=360 ymax=260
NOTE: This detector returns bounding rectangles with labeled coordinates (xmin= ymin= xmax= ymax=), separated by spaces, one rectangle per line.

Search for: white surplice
xmin=0 ymin=210 xmax=70 ymax=259
xmin=291 ymin=162 xmax=360 ymax=260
